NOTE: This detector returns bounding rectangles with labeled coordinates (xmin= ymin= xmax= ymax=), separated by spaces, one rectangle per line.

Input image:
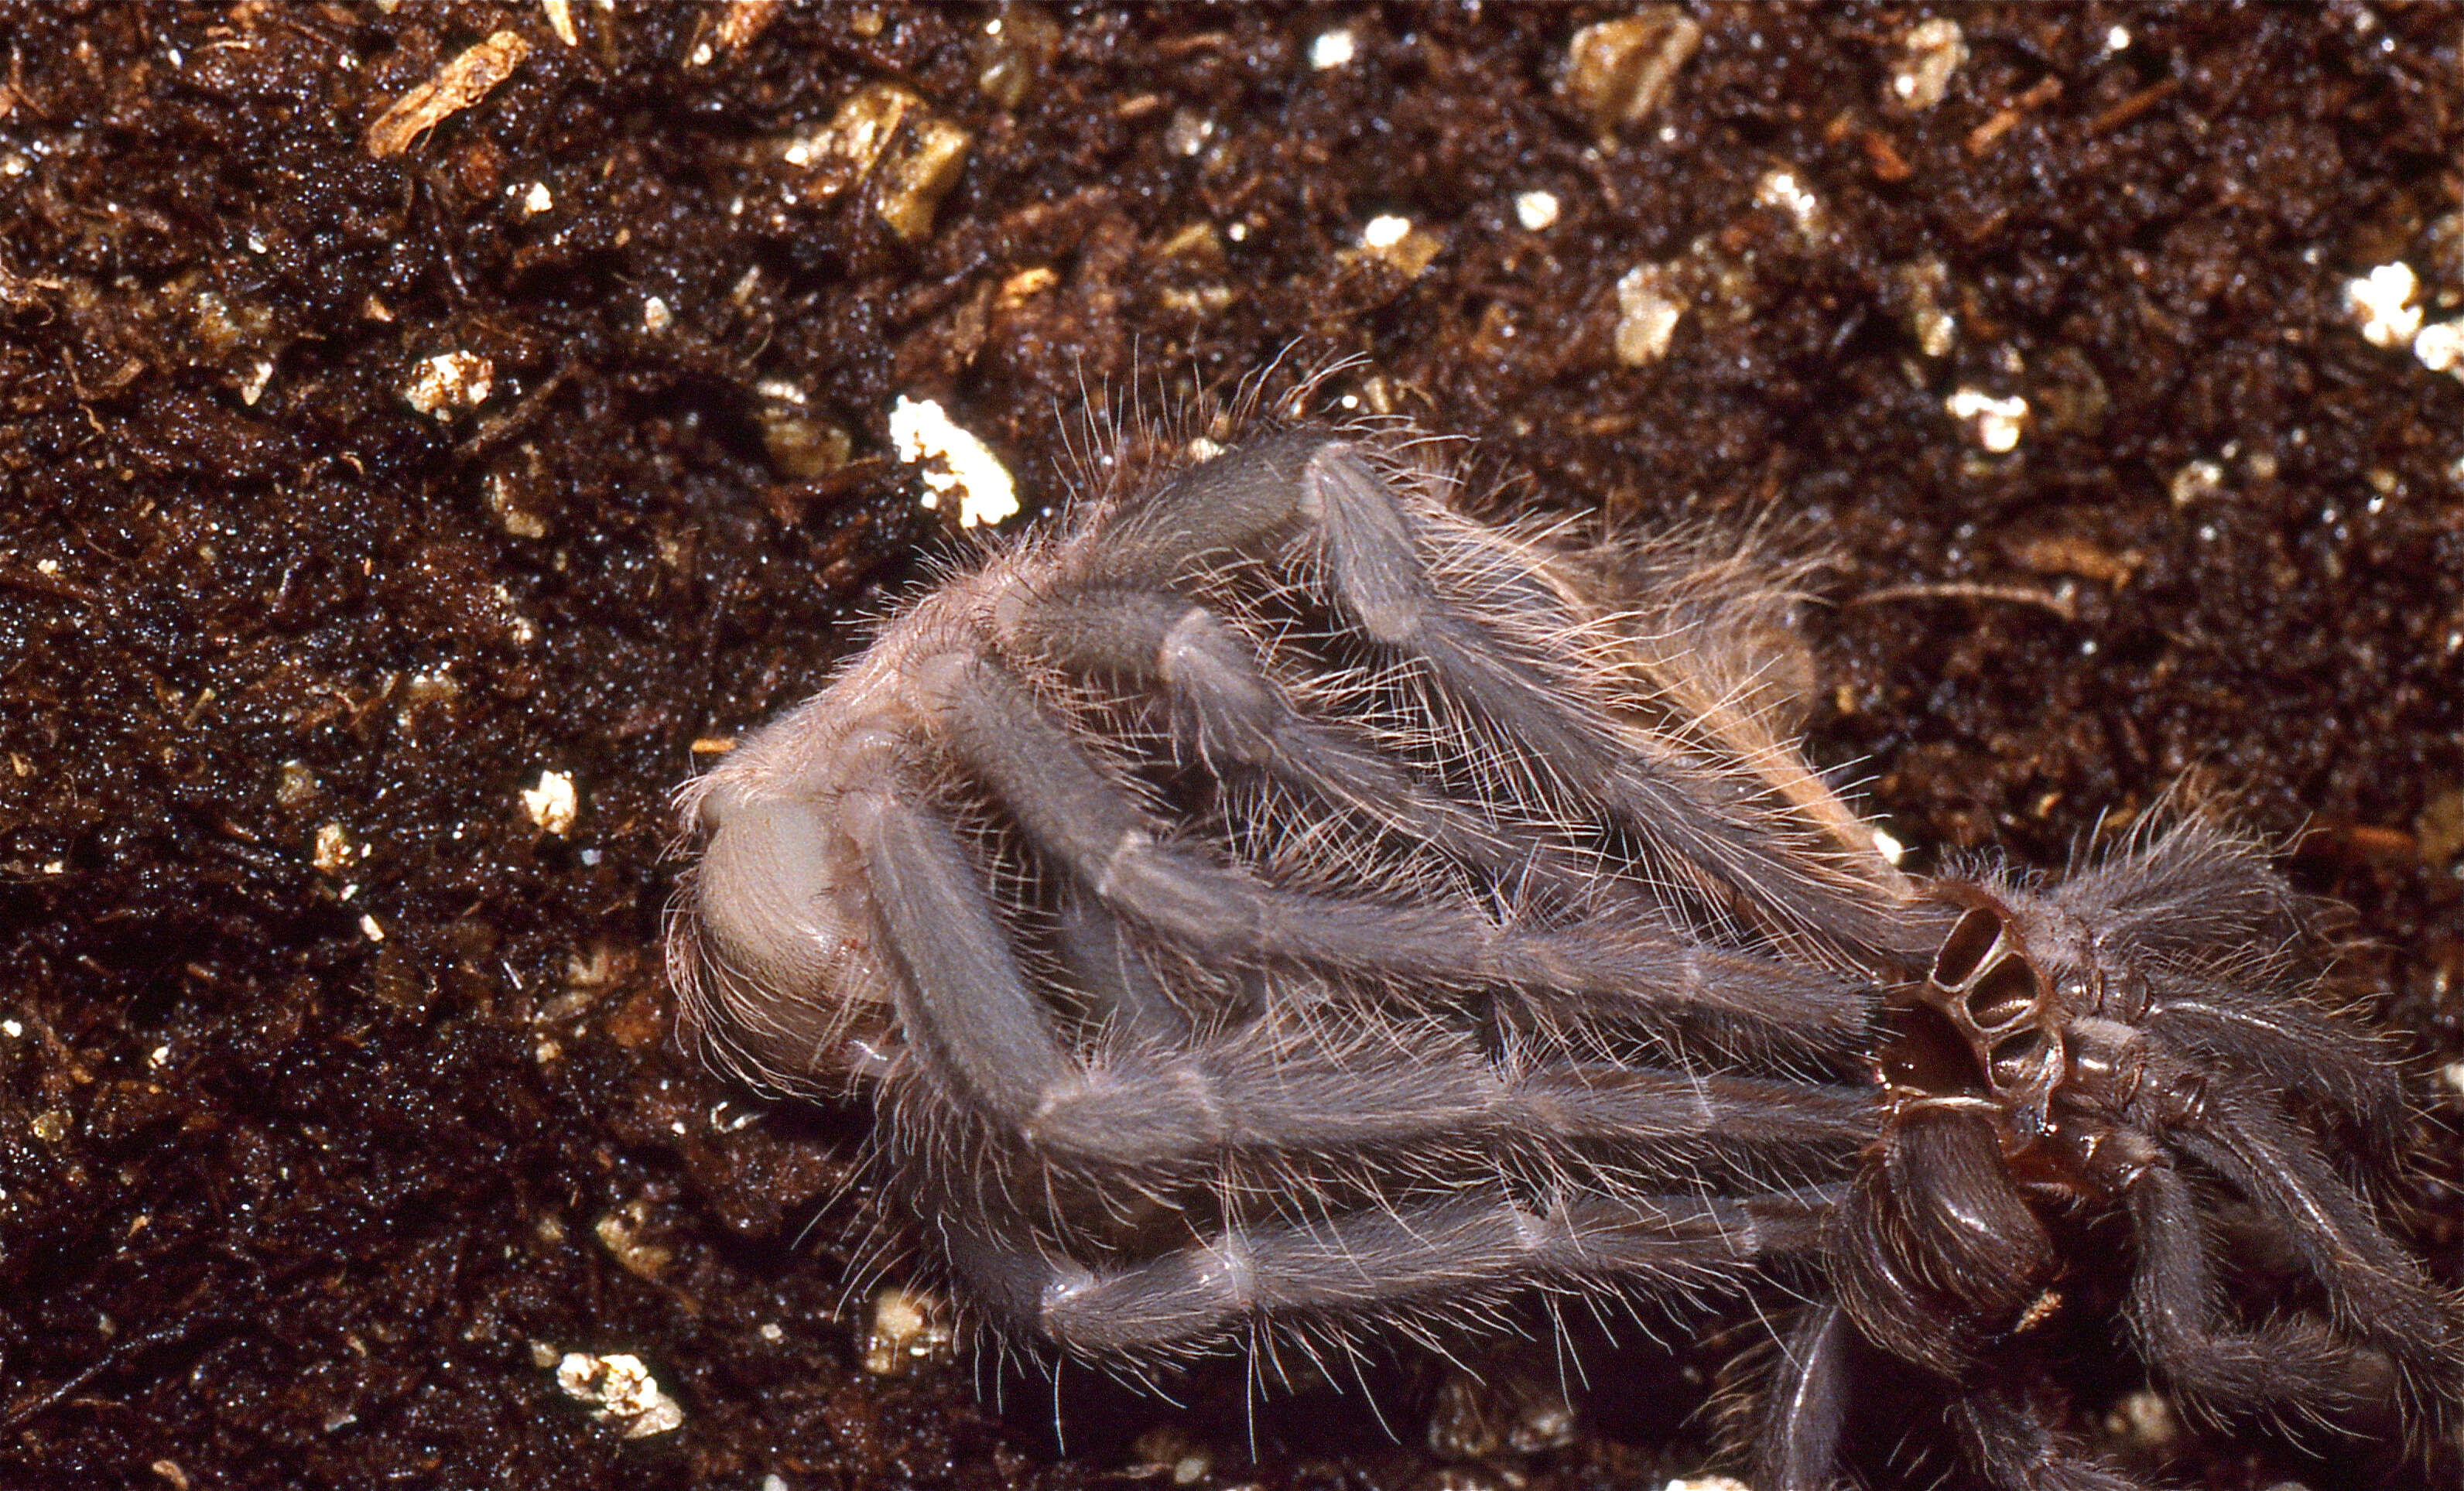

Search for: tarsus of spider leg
xmin=1418 ymin=501 xmax=1885 ymax=866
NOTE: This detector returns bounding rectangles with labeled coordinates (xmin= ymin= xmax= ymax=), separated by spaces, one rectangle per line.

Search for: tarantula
xmin=668 ymin=411 xmax=2458 ymax=1489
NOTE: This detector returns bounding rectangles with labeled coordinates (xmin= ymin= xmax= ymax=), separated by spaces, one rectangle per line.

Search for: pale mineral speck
xmin=2413 ymin=319 xmax=2464 ymax=374
xmin=521 ymin=180 xmax=553 ymax=214
xmin=1898 ymin=257 xmax=1957 ymax=357
xmin=780 ymin=82 xmax=970 ymax=242
xmin=1614 ymin=262 xmax=1684 ymax=365
xmin=889 ymin=395 xmax=1018 ymax=527
xmin=1159 ymin=283 xmax=1235 ymax=317
xmin=312 ymin=822 xmax=353 ymax=874
xmin=2104 ymin=25 xmax=2131 ymax=53
xmin=358 ymin=913 xmax=385 ymax=943
xmin=859 ymin=1287 xmax=957 ymax=1375
xmin=1872 ymin=827 xmax=1908 ymax=866
xmin=1164 ymin=108 xmax=1214 ymax=157
xmin=1946 ymin=387 xmax=2028 ymax=453
xmin=1562 ymin=7 xmax=1702 ymax=143
xmin=553 ymin=1352 xmax=683 ymax=1438
xmin=1309 ymin=28 xmax=1356 ymax=70
xmin=1514 ymin=190 xmax=1560 ymax=231
xmin=2442 ymin=1060 xmax=2464 ymax=1096
xmin=485 ymin=470 xmax=552 ymax=539
xmin=1661 ymin=1477 xmax=1753 ymax=1491
xmin=2103 ymin=1387 xmax=2186 ymax=1455
xmin=997 ymin=263 xmax=1060 ymax=301
xmin=2168 ymin=457 xmax=2228 ymax=506
xmin=401 ymin=350 xmax=494 ymax=419
xmin=1755 ymin=167 xmax=1822 ymax=234
xmin=1357 ymin=214 xmax=1440 ymax=275
xmin=522 ymin=769 xmax=579 ymax=836
xmin=239 ymin=359 xmax=275 ymax=406
xmin=495 ymin=583 xmax=539 ymax=645
xmin=2343 ymin=262 xmax=2421 ymax=348
xmin=642 ymin=296 xmax=672 ymax=333
xmin=1889 ymin=15 xmax=1966 ymax=110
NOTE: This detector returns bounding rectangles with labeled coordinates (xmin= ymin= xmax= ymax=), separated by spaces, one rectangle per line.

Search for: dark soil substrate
xmin=2 ymin=5 xmax=2459 ymax=1489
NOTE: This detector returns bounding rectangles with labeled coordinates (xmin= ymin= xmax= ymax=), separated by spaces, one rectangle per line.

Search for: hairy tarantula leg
xmin=1947 ymin=1386 xmax=2151 ymax=1491
xmin=861 ymin=795 xmax=1873 ymax=1171
xmin=1028 ymin=1047 xmax=1878 ymax=1172
xmin=850 ymin=788 xmax=1083 ymax=1133
xmin=935 ymin=1186 xmax=1831 ymax=1355
xmin=2144 ymin=987 xmax=2409 ymax=1161
xmin=1095 ymin=431 xmax=1901 ymax=953
xmin=1300 ymin=443 xmax=1901 ymax=954
xmin=856 ymin=762 xmax=1876 ymax=1166
xmin=1051 ymin=892 xmax=1194 ymax=1047
xmin=921 ymin=652 xmax=1867 ymax=1049
xmin=2166 ymin=1093 xmax=2459 ymax=1394
xmin=998 ymin=584 xmax=1614 ymax=913
xmin=1508 ymin=1065 xmax=1879 ymax=1156
xmin=2119 ymin=1143 xmax=2370 ymax=1417
xmin=1752 ymin=1301 xmax=1854 ymax=1491
xmin=2048 ymin=817 xmax=2310 ymax=964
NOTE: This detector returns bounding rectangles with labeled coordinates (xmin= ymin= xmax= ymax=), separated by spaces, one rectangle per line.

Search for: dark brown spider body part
xmin=669 ymin=414 xmax=2462 ymax=1490
xmin=1807 ymin=826 xmax=2463 ymax=1485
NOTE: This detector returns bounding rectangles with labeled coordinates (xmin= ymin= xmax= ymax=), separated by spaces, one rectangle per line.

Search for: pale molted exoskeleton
xmin=668 ymin=406 xmax=2459 ymax=1490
